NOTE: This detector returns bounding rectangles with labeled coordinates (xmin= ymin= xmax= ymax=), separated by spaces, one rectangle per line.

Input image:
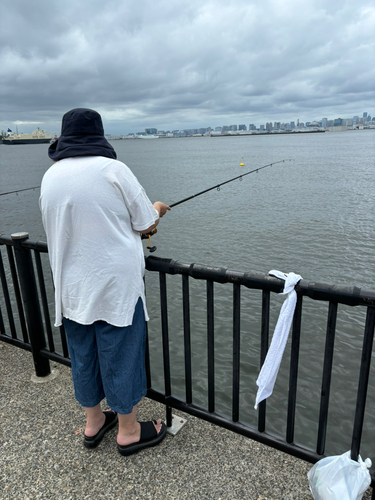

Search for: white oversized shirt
xmin=39 ymin=156 xmax=159 ymax=327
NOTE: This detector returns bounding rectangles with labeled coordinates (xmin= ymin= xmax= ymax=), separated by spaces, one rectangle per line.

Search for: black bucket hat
xmin=48 ymin=108 xmax=117 ymax=160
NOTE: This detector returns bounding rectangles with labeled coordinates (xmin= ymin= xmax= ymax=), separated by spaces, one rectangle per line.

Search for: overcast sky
xmin=1 ymin=0 xmax=374 ymax=135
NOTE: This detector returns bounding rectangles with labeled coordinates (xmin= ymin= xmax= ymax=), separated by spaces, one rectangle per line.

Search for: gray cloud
xmin=1 ymin=0 xmax=374 ymax=134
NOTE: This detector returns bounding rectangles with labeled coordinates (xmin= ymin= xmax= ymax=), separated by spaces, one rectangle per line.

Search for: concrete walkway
xmin=1 ymin=342 xmax=373 ymax=500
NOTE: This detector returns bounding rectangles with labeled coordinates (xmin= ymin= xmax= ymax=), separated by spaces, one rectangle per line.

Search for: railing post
xmin=350 ymin=306 xmax=375 ymax=461
xmin=11 ymin=232 xmax=50 ymax=377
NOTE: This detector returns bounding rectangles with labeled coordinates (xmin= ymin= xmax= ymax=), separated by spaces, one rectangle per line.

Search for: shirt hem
xmin=58 ymin=295 xmax=150 ymax=327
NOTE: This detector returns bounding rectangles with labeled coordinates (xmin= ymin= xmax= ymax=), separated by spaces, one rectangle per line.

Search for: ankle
xmin=118 ymin=421 xmax=139 ymax=437
xmin=117 ymin=421 xmax=140 ymax=446
xmin=85 ymin=412 xmax=105 ymax=437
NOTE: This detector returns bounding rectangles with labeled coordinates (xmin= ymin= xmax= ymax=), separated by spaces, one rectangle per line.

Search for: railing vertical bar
xmin=258 ymin=289 xmax=270 ymax=432
xmin=350 ymin=306 xmax=375 ymax=461
xmin=0 ymin=305 xmax=5 ymax=335
xmin=59 ymin=324 xmax=70 ymax=358
xmin=6 ymin=245 xmax=29 ymax=342
xmin=286 ymin=292 xmax=303 ymax=443
xmin=166 ymin=405 xmax=173 ymax=428
xmin=182 ymin=275 xmax=192 ymax=404
xmin=232 ymin=283 xmax=241 ymax=422
xmin=207 ymin=279 xmax=215 ymax=413
xmin=143 ymin=277 xmax=152 ymax=389
xmin=159 ymin=272 xmax=171 ymax=397
xmin=316 ymin=301 xmax=338 ymax=456
xmin=145 ymin=319 xmax=152 ymax=389
xmin=0 ymin=248 xmax=17 ymax=338
xmin=33 ymin=250 xmax=55 ymax=352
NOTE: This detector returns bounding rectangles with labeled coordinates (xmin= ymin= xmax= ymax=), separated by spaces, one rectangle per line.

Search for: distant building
xmin=239 ymin=124 xmax=247 ymax=131
xmin=229 ymin=125 xmax=237 ymax=131
xmin=145 ymin=128 xmax=157 ymax=135
xmin=333 ymin=118 xmax=343 ymax=126
xmin=222 ymin=126 xmax=229 ymax=132
xmin=260 ymin=125 xmax=265 ymax=130
xmin=322 ymin=118 xmax=327 ymax=128
xmin=215 ymin=126 xmax=222 ymax=132
xmin=249 ymin=124 xmax=256 ymax=130
xmin=184 ymin=129 xmax=200 ymax=135
xmin=290 ymin=121 xmax=296 ymax=129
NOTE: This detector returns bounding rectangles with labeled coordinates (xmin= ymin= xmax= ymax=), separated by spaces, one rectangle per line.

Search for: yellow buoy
xmin=240 ymin=157 xmax=244 ymax=166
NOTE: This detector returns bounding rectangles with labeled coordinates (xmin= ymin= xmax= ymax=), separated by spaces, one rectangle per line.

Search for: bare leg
xmin=84 ymin=404 xmax=105 ymax=437
xmin=117 ymin=406 xmax=162 ymax=446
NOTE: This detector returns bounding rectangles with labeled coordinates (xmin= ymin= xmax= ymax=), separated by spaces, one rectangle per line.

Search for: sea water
xmin=1 ymin=130 xmax=375 ymax=459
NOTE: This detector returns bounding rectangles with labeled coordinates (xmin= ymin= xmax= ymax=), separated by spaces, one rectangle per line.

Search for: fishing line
xmin=0 ymin=159 xmax=293 ymax=199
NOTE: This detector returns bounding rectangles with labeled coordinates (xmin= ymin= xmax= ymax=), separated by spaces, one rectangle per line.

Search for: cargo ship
xmin=1 ymin=128 xmax=52 ymax=145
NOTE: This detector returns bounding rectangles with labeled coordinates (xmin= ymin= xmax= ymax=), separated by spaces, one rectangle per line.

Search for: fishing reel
xmin=141 ymin=228 xmax=158 ymax=252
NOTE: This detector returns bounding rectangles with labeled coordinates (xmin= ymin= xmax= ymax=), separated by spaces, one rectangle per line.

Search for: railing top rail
xmin=1 ymin=236 xmax=374 ymax=306
xmin=145 ymin=255 xmax=375 ymax=307
xmin=0 ymin=235 xmax=48 ymax=253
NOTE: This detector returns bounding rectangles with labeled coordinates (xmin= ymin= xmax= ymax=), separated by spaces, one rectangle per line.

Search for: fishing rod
xmin=143 ymin=158 xmax=294 ymax=251
xmin=1 ymin=159 xmax=294 ymax=251
xmin=0 ymin=186 xmax=41 ymax=196
xmin=169 ymin=158 xmax=293 ymax=208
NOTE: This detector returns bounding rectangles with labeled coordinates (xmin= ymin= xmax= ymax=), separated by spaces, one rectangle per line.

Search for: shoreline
xmin=108 ymin=128 xmax=375 ymax=140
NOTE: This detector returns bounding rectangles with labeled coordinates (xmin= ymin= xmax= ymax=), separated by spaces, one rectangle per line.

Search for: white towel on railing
xmin=254 ymin=270 xmax=302 ymax=410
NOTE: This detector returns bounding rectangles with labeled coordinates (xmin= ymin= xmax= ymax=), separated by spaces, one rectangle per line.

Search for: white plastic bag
xmin=307 ymin=451 xmax=372 ymax=500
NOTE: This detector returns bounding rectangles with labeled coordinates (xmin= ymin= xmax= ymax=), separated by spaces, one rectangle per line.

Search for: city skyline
xmin=109 ymin=111 xmax=374 ymax=137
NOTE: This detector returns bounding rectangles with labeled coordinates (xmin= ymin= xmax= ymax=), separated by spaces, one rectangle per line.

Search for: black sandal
xmin=84 ymin=410 xmax=118 ymax=448
xmin=117 ymin=420 xmax=167 ymax=456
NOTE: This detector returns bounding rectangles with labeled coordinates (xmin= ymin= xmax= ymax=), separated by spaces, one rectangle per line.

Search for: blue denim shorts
xmin=63 ymin=298 xmax=147 ymax=414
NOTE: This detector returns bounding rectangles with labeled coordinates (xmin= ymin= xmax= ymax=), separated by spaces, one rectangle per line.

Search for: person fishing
xmin=39 ymin=107 xmax=170 ymax=456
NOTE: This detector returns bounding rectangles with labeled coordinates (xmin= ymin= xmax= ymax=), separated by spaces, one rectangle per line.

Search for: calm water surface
xmin=1 ymin=131 xmax=375 ymax=459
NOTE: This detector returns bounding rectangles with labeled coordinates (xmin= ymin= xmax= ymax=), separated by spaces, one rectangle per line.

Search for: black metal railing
xmin=144 ymin=257 xmax=375 ymax=466
xmin=1 ymin=233 xmax=375 ymax=493
xmin=0 ymin=233 xmax=70 ymax=369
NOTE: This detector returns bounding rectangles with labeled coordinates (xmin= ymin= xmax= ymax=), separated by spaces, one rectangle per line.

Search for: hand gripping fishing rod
xmin=143 ymin=158 xmax=294 ymax=252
